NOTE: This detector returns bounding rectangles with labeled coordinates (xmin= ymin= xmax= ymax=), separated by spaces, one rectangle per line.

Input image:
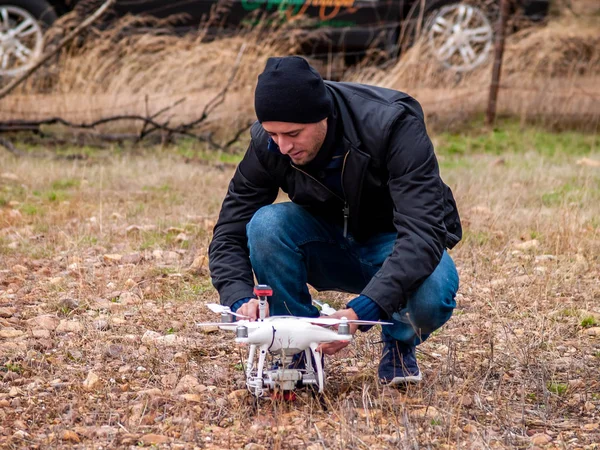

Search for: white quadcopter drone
xmin=197 ymin=285 xmax=390 ymax=398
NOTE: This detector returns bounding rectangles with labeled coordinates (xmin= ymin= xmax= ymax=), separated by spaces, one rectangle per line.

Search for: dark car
xmin=0 ymin=0 xmax=548 ymax=77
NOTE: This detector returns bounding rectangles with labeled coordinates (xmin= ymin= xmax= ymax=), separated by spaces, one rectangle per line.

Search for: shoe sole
xmin=381 ymin=372 xmax=422 ymax=385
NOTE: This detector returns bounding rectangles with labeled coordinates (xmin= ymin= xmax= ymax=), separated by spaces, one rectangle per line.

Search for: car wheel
xmin=426 ymin=2 xmax=494 ymax=72
xmin=0 ymin=0 xmax=57 ymax=77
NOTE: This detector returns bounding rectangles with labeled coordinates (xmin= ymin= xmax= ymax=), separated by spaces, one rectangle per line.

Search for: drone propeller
xmin=205 ymin=303 xmax=249 ymax=318
xmin=301 ymin=317 xmax=393 ymax=326
xmin=312 ymin=299 xmax=337 ymax=316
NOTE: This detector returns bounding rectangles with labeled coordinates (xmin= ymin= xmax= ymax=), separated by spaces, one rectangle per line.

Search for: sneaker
xmin=378 ymin=338 xmax=422 ymax=385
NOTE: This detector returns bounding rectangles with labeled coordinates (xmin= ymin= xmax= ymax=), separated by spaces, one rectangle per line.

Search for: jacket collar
xmin=326 ymin=82 xmax=363 ymax=152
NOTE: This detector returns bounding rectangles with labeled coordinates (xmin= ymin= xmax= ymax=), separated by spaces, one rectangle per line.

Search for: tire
xmin=0 ymin=0 xmax=57 ymax=76
xmin=398 ymin=0 xmax=496 ymax=72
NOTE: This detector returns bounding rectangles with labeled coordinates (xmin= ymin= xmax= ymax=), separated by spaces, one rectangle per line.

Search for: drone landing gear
xmin=245 ymin=345 xmax=325 ymax=398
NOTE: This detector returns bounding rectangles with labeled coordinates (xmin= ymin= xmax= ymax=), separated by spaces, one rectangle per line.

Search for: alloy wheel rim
xmin=0 ymin=6 xmax=44 ymax=76
xmin=428 ymin=3 xmax=494 ymax=72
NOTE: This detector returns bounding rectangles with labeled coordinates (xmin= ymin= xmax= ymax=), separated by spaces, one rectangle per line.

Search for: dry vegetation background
xmin=0 ymin=0 xmax=599 ymax=134
xmin=1 ymin=0 xmax=600 ymax=449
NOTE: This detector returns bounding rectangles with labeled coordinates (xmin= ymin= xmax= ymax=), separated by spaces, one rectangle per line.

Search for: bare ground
xmin=0 ymin=140 xmax=599 ymax=449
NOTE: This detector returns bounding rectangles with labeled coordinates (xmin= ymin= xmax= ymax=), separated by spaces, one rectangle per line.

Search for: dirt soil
xmin=0 ymin=144 xmax=599 ymax=449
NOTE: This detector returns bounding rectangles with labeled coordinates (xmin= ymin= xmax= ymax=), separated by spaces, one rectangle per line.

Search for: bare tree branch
xmin=0 ymin=0 xmax=116 ymax=100
xmin=0 ymin=137 xmax=24 ymax=157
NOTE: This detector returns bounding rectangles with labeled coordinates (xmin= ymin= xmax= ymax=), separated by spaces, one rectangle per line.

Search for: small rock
xmin=535 ymin=254 xmax=557 ymax=262
xmin=530 ymin=433 xmax=552 ymax=445
xmin=61 ymin=430 xmax=80 ymax=443
xmin=1 ymin=172 xmax=19 ymax=181
xmin=0 ymin=307 xmax=16 ymax=318
xmin=12 ymin=430 xmax=29 ymax=439
xmin=124 ymin=278 xmax=136 ymax=288
xmin=8 ymin=209 xmax=22 ymax=219
xmin=32 ymin=329 xmax=50 ymax=338
xmin=188 ymin=255 xmax=206 ymax=272
xmin=139 ymin=434 xmax=170 ymax=445
xmin=161 ymin=373 xmax=178 ymax=388
xmin=181 ymin=394 xmax=202 ymax=403
xmin=228 ymin=389 xmax=248 ymax=403
xmin=27 ymin=315 xmax=59 ymax=331
xmin=200 ymin=326 xmax=219 ymax=334
xmin=9 ymin=386 xmax=21 ymax=397
xmin=141 ymin=330 xmax=161 ymax=343
xmin=94 ymin=425 xmax=117 ymax=437
xmin=245 ymin=444 xmax=266 ymax=450
xmin=585 ymin=327 xmax=600 ymax=336
xmin=103 ymin=254 xmax=122 ymax=264
xmin=119 ymin=292 xmax=139 ymax=305
xmin=515 ymin=239 xmax=539 ymax=250
xmin=3 ymin=371 xmax=19 ymax=382
xmin=174 ymin=375 xmax=201 ymax=394
xmin=463 ymin=424 xmax=477 ymax=434
xmin=121 ymin=253 xmax=142 ymax=265
xmin=583 ymin=423 xmax=599 ymax=431
xmin=576 ymin=157 xmax=600 ymax=167
xmin=512 ymin=275 xmax=531 ymax=285
xmin=48 ymin=277 xmax=63 ymax=285
xmin=412 ymin=406 xmax=439 ymax=418
xmin=0 ymin=328 xmax=24 ymax=338
xmin=11 ymin=265 xmax=28 ymax=274
xmin=138 ymin=388 xmax=162 ymax=398
xmin=584 ymin=401 xmax=596 ymax=412
xmin=67 ymin=349 xmax=83 ymax=360
xmin=105 ymin=344 xmax=123 ymax=358
xmin=175 ymin=233 xmax=188 ymax=243
xmin=173 ymin=352 xmax=187 ymax=363
xmin=82 ymin=371 xmax=100 ymax=391
xmin=94 ymin=319 xmax=109 ymax=331
xmin=59 ymin=297 xmax=79 ymax=310
xmin=56 ymin=320 xmax=83 ymax=333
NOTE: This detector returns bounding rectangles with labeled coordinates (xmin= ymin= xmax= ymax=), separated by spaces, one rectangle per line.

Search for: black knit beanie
xmin=254 ymin=56 xmax=332 ymax=124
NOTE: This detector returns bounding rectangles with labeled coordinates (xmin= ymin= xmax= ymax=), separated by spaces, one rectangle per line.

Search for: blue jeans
xmin=246 ymin=203 xmax=459 ymax=346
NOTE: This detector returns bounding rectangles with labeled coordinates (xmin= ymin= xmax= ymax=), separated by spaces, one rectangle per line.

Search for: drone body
xmin=198 ymin=285 xmax=390 ymax=397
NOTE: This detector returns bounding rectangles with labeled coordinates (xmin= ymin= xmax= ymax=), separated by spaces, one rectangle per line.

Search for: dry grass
xmin=1 ymin=10 xmax=599 ymax=135
xmin=1 ymin=128 xmax=599 ymax=448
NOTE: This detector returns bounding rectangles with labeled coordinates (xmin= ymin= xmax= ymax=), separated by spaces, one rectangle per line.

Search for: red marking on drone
xmin=271 ymin=391 xmax=297 ymax=402
xmin=254 ymin=285 xmax=273 ymax=297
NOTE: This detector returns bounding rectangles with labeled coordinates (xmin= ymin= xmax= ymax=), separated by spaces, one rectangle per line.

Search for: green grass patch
xmin=3 ymin=363 xmax=23 ymax=374
xmin=176 ymin=139 xmax=244 ymax=165
xmin=189 ymin=281 xmax=215 ymax=295
xmin=436 ymin=118 xmax=599 ymax=158
xmin=559 ymin=308 xmax=580 ymax=318
xmin=581 ymin=316 xmax=598 ymax=328
xmin=20 ymin=203 xmax=41 ymax=216
xmin=547 ymin=382 xmax=568 ymax=395
xmin=143 ymin=183 xmax=172 ymax=193
xmin=51 ymin=178 xmax=80 ymax=190
xmin=462 ymin=230 xmax=493 ymax=246
xmin=541 ymin=182 xmax=583 ymax=207
xmin=46 ymin=190 xmax=68 ymax=202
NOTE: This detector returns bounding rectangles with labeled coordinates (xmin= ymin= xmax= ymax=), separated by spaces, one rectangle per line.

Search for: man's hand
xmin=237 ymin=299 xmax=269 ymax=321
xmin=316 ymin=308 xmax=359 ymax=355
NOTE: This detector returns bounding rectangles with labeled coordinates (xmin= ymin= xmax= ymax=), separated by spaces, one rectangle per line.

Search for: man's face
xmin=262 ymin=119 xmax=327 ymax=166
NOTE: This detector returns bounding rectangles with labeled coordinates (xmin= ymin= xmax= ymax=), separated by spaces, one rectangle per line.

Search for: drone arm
xmin=310 ymin=342 xmax=325 ymax=393
xmin=246 ymin=344 xmax=256 ymax=378
xmin=256 ymin=344 xmax=269 ymax=381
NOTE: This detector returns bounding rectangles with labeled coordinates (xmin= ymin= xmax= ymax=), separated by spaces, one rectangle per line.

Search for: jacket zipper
xmin=291 ymin=151 xmax=351 ymax=237
xmin=341 ymin=152 xmax=350 ymax=238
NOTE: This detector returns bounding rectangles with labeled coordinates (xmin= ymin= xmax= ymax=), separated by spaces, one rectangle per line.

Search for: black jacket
xmin=208 ymin=82 xmax=461 ymax=318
